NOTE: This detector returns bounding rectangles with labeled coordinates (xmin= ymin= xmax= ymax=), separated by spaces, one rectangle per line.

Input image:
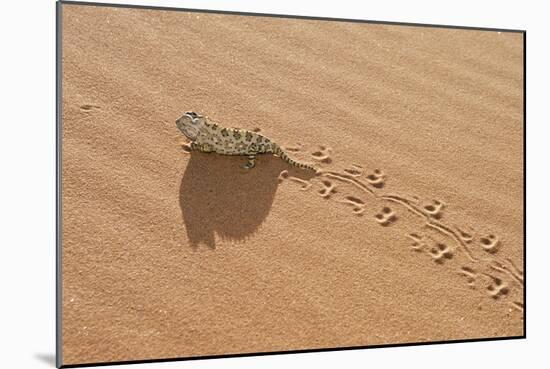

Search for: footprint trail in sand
xmin=276 ymin=144 xmax=524 ymax=314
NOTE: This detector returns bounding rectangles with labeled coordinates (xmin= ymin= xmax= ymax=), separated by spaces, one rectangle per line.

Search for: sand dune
xmin=60 ymin=4 xmax=524 ymax=365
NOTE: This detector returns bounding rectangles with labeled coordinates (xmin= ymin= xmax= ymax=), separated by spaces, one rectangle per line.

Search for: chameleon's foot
xmin=243 ymin=154 xmax=256 ymax=169
xmin=181 ymin=143 xmax=193 ymax=153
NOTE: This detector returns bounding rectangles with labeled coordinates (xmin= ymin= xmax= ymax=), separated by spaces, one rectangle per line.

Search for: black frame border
xmin=55 ymin=1 xmax=527 ymax=368
xmin=56 ymin=1 xmax=63 ymax=368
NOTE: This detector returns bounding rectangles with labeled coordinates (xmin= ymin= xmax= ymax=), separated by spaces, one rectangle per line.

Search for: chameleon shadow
xmin=179 ymin=151 xmax=312 ymax=249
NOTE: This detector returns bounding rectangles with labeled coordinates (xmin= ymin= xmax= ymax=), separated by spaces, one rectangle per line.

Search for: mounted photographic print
xmin=56 ymin=1 xmax=525 ymax=367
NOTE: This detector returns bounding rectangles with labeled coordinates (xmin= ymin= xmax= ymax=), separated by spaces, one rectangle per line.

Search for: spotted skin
xmin=176 ymin=111 xmax=317 ymax=171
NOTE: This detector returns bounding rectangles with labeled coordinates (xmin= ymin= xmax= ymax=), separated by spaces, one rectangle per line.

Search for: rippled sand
xmin=60 ymin=4 xmax=524 ymax=365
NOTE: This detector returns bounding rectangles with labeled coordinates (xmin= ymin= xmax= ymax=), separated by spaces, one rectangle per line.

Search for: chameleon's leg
xmin=181 ymin=142 xmax=194 ymax=152
xmin=243 ymin=154 xmax=256 ymax=169
xmin=200 ymin=143 xmax=214 ymax=153
xmin=189 ymin=142 xmax=200 ymax=151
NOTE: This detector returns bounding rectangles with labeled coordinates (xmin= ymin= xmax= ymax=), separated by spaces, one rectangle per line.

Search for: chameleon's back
xmin=200 ymin=118 xmax=275 ymax=156
xmin=177 ymin=112 xmax=317 ymax=172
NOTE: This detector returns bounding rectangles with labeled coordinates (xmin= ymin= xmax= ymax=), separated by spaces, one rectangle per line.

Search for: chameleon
xmin=176 ymin=111 xmax=317 ymax=172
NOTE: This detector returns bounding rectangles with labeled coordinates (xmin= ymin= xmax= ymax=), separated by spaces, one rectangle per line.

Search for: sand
xmin=60 ymin=3 xmax=524 ymax=366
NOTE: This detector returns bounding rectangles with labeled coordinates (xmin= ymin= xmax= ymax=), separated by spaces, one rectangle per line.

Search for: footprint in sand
xmin=479 ymin=234 xmax=500 ymax=254
xmin=293 ymin=178 xmax=312 ymax=190
xmin=311 ymin=146 xmax=333 ymax=164
xmin=318 ymin=179 xmax=337 ymax=199
xmin=374 ymin=207 xmax=397 ymax=226
xmin=455 ymin=226 xmax=474 ymax=244
xmin=483 ymin=274 xmax=510 ymax=300
xmin=428 ymin=241 xmax=454 ymax=264
xmin=343 ymin=164 xmax=363 ymax=177
xmin=366 ymin=169 xmax=386 ymax=188
xmin=460 ymin=267 xmax=520 ymax=307
xmin=277 ymin=170 xmax=312 ymax=190
xmin=459 ymin=266 xmax=478 ymax=289
xmin=339 ymin=195 xmax=366 ymax=216
xmin=278 ymin=170 xmax=290 ymax=183
xmin=421 ymin=199 xmax=445 ymax=220
xmin=407 ymin=233 xmax=428 ymax=252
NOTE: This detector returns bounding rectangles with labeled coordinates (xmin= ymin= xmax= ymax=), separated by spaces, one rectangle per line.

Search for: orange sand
xmin=60 ymin=4 xmax=524 ymax=366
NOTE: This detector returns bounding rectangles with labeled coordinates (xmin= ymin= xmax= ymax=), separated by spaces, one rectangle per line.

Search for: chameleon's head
xmin=175 ymin=111 xmax=206 ymax=141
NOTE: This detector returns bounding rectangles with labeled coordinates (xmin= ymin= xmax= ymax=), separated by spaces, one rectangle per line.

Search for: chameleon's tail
xmin=272 ymin=143 xmax=317 ymax=172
